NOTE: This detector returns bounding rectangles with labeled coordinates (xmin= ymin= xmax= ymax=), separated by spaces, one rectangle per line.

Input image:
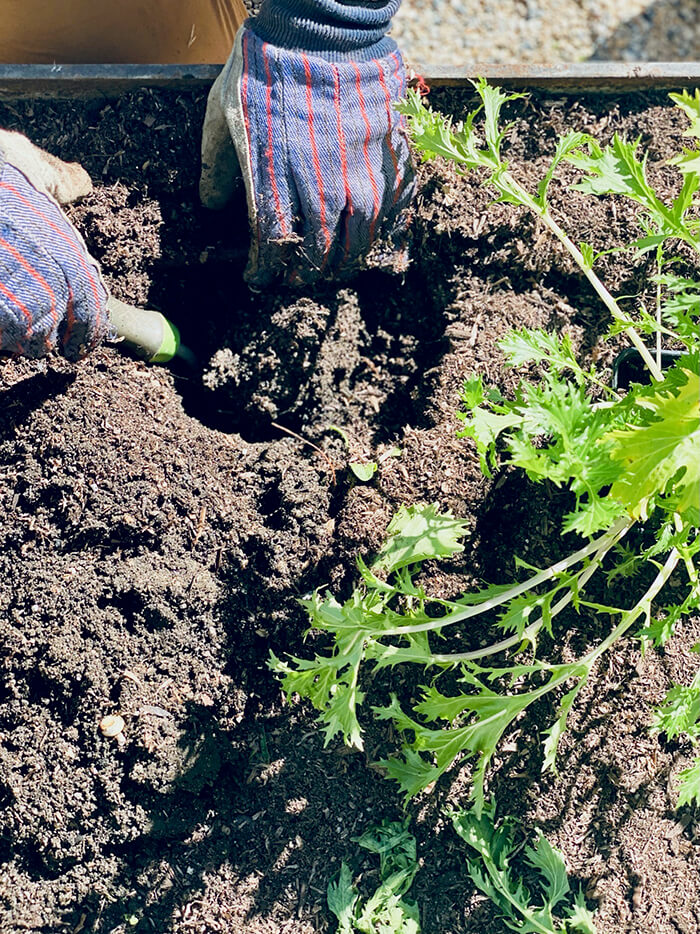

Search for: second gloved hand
xmin=200 ymin=0 xmax=416 ymax=286
xmin=0 ymin=129 xmax=109 ymax=359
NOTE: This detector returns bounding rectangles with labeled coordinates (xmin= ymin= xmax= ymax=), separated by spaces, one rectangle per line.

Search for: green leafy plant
xmin=452 ymin=802 xmax=596 ymax=933
xmin=350 ymin=461 xmax=379 ymax=482
xmin=327 ymin=819 xmax=420 ymax=933
xmin=271 ymin=83 xmax=699 ymax=813
xmin=329 ymin=425 xmax=400 ymax=483
xmin=652 ymin=665 xmax=700 ymax=807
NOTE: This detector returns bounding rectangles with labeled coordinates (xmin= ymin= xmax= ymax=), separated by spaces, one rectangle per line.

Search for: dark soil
xmin=1 ymin=84 xmax=699 ymax=934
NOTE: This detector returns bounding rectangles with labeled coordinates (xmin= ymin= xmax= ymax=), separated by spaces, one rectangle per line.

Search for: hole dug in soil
xmin=0 ymin=87 xmax=699 ymax=934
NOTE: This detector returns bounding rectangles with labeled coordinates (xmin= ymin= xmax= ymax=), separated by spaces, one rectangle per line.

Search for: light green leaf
xmin=562 ymin=497 xmax=626 ymax=538
xmin=630 ymin=233 xmax=669 ymax=253
xmin=676 ymin=756 xmax=700 ymax=809
xmin=568 ymin=135 xmax=662 ymax=208
xmin=478 ymin=77 xmax=526 ymax=157
xmin=328 ymin=863 xmax=359 ymax=934
xmin=668 ymin=149 xmax=700 ymax=176
xmin=322 ymin=674 xmax=366 ymax=749
xmin=458 ymin=403 xmax=522 ymax=475
xmin=607 ymin=369 xmax=700 ymax=520
xmin=270 ymin=637 xmax=366 ymax=750
xmin=329 ymin=822 xmax=421 ymax=934
xmin=525 ymin=831 xmax=570 ymax=908
xmin=373 ymin=503 xmax=469 ymax=573
xmin=566 ymin=890 xmax=598 ymax=934
xmin=461 ymin=374 xmax=486 ymax=409
xmin=500 ymin=329 xmax=586 ymax=381
xmin=452 ymin=804 xmax=597 ymax=934
xmin=536 ymin=131 xmax=593 ymax=207
xmin=652 ymin=684 xmax=700 ymax=740
xmin=637 ymin=607 xmax=682 ymax=647
xmin=350 ymin=462 xmax=378 ymax=482
xmin=669 ymin=89 xmax=700 ymax=139
xmin=396 ymin=89 xmax=486 ymax=169
xmin=376 ymin=679 xmax=543 ymax=812
xmin=542 ymin=686 xmax=581 ymax=774
xmin=374 ymin=744 xmax=443 ymax=802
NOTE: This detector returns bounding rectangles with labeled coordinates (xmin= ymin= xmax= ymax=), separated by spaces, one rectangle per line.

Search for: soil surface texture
xmin=1 ymin=85 xmax=699 ymax=934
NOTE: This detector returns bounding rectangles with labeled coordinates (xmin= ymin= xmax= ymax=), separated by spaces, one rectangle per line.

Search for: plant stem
xmin=428 ymin=520 xmax=620 ymax=665
xmin=586 ymin=547 xmax=681 ymax=664
xmin=381 ymin=516 xmax=632 ymax=638
xmin=674 ymin=512 xmax=699 ymax=588
xmin=428 ymin=620 xmax=544 ymax=665
xmin=656 ymin=246 xmax=663 ymax=371
xmin=509 ymin=181 xmax=666 ymax=382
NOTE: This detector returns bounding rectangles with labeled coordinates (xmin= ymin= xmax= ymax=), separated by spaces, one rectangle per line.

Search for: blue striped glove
xmin=200 ymin=0 xmax=416 ymax=286
xmin=0 ymin=130 xmax=109 ymax=360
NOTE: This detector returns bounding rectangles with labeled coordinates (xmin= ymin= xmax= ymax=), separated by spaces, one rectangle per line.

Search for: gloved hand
xmin=0 ymin=129 xmax=109 ymax=359
xmin=200 ymin=0 xmax=416 ymax=286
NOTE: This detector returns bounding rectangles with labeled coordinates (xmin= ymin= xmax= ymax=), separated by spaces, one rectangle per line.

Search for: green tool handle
xmin=107 ymin=295 xmax=180 ymax=364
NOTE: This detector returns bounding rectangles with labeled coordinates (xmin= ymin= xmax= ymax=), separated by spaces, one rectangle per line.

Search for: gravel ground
xmin=392 ymin=0 xmax=700 ymax=66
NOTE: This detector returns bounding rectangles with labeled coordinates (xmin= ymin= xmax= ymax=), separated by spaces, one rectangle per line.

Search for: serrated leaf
xmin=607 ymin=368 xmax=700 ymax=520
xmin=350 ymin=462 xmax=378 ymax=482
xmin=566 ymin=890 xmax=598 ymax=934
xmin=669 ymin=89 xmax=700 ymax=139
xmin=270 ymin=633 xmax=366 ymax=749
xmin=562 ymin=496 xmax=627 ymax=538
xmin=322 ymin=675 xmax=366 ymax=749
xmin=329 ymin=821 xmax=421 ymax=934
xmin=676 ymin=756 xmax=700 ymax=809
xmin=542 ymin=685 xmax=581 ymax=774
xmin=328 ymin=863 xmax=359 ymax=934
xmin=536 ymin=131 xmax=592 ymax=207
xmin=374 ymin=744 xmax=443 ymax=802
xmin=630 ymin=233 xmax=669 ymax=252
xmin=356 ymin=820 xmax=415 ymax=864
xmin=452 ymin=804 xmax=597 ymax=934
xmin=375 ymin=679 xmax=547 ymax=812
xmin=458 ymin=404 xmax=522 ymax=475
xmin=670 ymin=171 xmax=700 ymax=223
xmin=568 ymin=135 xmax=663 ymax=209
xmin=652 ymin=684 xmax=700 ymax=740
xmin=500 ymin=329 xmax=586 ymax=382
xmin=396 ymin=88 xmax=487 ymax=170
xmin=495 ymin=592 xmax=545 ymax=638
xmin=356 ymin=892 xmax=420 ymax=934
xmin=669 ymin=149 xmax=700 ymax=178
xmin=367 ymin=640 xmax=435 ymax=671
xmin=373 ymin=504 xmax=468 ymax=573
xmin=461 ymin=374 xmax=486 ymax=409
xmin=636 ymin=604 xmax=683 ymax=647
xmin=479 ymin=78 xmax=525 ymax=154
xmin=525 ymin=831 xmax=570 ymax=908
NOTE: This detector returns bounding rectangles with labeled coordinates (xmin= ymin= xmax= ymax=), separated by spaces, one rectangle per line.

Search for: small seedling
xmin=452 ymin=803 xmax=596 ymax=934
xmin=329 ymin=425 xmax=392 ymax=483
xmin=350 ymin=461 xmax=379 ymax=482
xmin=327 ymin=820 xmax=420 ymax=933
xmin=652 ymin=667 xmax=700 ymax=807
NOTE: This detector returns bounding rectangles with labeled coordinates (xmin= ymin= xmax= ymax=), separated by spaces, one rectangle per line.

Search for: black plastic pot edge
xmin=612 ymin=347 xmax=684 ymax=391
xmin=0 ymin=64 xmax=222 ymax=99
xmin=2 ymin=62 xmax=700 ymax=99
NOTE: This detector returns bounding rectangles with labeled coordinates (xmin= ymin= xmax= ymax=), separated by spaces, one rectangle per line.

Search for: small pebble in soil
xmin=99 ymin=714 xmax=126 ymax=739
